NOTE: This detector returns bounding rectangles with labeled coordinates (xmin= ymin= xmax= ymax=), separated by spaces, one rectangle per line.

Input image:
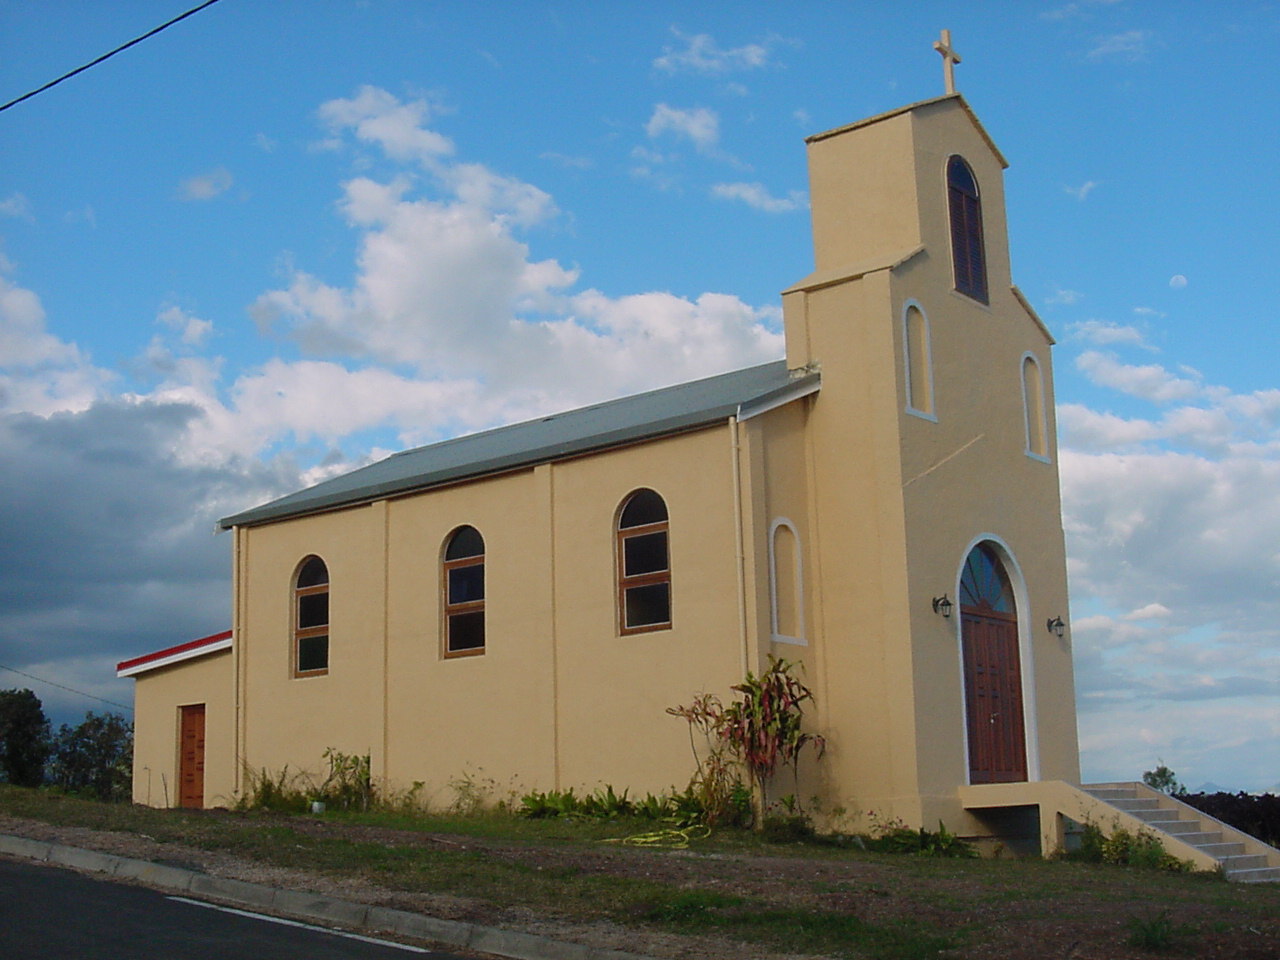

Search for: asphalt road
xmin=0 ymin=857 xmax=473 ymax=960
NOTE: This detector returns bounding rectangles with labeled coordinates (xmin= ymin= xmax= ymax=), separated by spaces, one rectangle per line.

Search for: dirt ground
xmin=3 ymin=811 xmax=1278 ymax=960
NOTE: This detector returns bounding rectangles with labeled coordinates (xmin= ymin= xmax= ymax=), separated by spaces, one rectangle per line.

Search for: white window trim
xmin=902 ymin=299 xmax=937 ymax=422
xmin=1020 ymin=351 xmax=1051 ymax=463
xmin=768 ymin=517 xmax=805 ymax=645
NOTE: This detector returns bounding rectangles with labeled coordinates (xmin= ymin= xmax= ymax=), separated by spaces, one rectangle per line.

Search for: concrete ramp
xmin=959 ymin=780 xmax=1280 ymax=881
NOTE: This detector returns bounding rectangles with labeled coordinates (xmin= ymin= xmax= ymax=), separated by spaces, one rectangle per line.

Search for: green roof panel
xmin=219 ymin=360 xmax=817 ymax=529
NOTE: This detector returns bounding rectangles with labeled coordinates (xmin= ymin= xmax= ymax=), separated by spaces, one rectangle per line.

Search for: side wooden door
xmin=178 ymin=704 xmax=205 ymax=809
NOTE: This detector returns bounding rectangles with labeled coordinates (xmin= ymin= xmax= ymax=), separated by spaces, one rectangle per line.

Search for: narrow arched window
xmin=769 ymin=519 xmax=804 ymax=643
xmin=617 ymin=489 xmax=671 ymax=634
xmin=947 ymin=156 xmax=988 ymax=304
xmin=904 ymin=302 xmax=935 ymax=418
xmin=294 ymin=555 xmax=329 ymax=676
xmin=443 ymin=525 xmax=485 ymax=657
xmin=1022 ymin=354 xmax=1049 ymax=460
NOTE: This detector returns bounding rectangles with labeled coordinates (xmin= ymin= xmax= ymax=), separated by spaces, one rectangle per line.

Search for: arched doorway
xmin=960 ymin=543 xmax=1027 ymax=783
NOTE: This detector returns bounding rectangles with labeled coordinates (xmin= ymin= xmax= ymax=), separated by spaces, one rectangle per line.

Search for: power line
xmin=0 ymin=663 xmax=133 ymax=714
xmin=0 ymin=0 xmax=226 ymax=114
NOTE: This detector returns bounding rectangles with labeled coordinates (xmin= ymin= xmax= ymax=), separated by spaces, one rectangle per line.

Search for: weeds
xmin=851 ymin=812 xmax=978 ymax=858
xmin=236 ymin=764 xmax=312 ymax=813
xmin=320 ymin=749 xmax=373 ymax=811
xmin=1126 ymin=908 xmax=1196 ymax=952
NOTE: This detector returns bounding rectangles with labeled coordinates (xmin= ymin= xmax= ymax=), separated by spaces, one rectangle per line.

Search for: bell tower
xmin=778 ymin=47 xmax=1080 ymax=831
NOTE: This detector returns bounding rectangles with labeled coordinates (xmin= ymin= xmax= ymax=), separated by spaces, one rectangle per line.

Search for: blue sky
xmin=2 ymin=1 xmax=1277 ymax=792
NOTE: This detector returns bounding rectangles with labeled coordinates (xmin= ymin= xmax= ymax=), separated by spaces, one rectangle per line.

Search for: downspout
xmin=231 ymin=524 xmax=243 ymax=796
xmin=729 ymin=416 xmax=750 ymax=677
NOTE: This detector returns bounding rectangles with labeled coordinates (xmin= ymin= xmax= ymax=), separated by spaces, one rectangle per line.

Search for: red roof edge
xmin=116 ymin=629 xmax=232 ymax=676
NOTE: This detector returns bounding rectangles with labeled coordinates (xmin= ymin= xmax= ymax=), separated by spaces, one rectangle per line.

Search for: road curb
xmin=0 ymin=833 xmax=654 ymax=960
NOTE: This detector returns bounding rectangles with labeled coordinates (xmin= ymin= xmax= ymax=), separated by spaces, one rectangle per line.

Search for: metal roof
xmin=219 ymin=360 xmax=818 ymax=529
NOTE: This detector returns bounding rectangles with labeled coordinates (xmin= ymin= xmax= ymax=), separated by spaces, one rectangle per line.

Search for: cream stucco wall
xmin=131 ymin=649 xmax=234 ymax=808
xmin=230 ymin=424 xmax=751 ymax=805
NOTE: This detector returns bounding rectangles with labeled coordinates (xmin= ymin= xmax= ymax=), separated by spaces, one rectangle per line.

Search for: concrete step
xmin=1229 ymin=865 xmax=1280 ymax=883
xmin=1078 ymin=782 xmax=1279 ymax=882
xmin=1194 ymin=841 xmax=1245 ymax=858
xmin=1221 ymin=854 xmax=1270 ymax=872
xmin=1128 ymin=807 xmax=1178 ymax=822
xmin=1111 ymin=798 xmax=1160 ymax=813
xmin=1146 ymin=819 xmax=1200 ymax=835
xmin=1085 ymin=787 xmax=1136 ymax=801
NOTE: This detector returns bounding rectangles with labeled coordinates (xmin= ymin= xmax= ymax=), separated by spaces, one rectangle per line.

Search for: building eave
xmin=116 ymin=630 xmax=233 ymax=678
xmin=806 ymin=93 xmax=1009 ymax=169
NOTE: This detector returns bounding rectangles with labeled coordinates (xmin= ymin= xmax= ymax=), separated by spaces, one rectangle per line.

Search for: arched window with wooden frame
xmin=442 ymin=525 xmax=486 ymax=657
xmin=293 ymin=555 xmax=329 ymax=677
xmin=616 ymin=489 xmax=671 ymax=635
xmin=1021 ymin=353 xmax=1049 ymax=461
xmin=947 ymin=155 xmax=989 ymax=304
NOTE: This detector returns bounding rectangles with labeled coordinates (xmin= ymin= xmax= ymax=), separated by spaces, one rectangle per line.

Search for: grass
xmin=2 ymin=785 xmax=1278 ymax=960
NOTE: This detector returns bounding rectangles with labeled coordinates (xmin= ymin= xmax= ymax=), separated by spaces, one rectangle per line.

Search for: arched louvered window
xmin=617 ymin=489 xmax=671 ymax=634
xmin=294 ymin=555 xmax=329 ymax=676
xmin=443 ymin=525 xmax=485 ymax=656
xmin=947 ymin=156 xmax=988 ymax=304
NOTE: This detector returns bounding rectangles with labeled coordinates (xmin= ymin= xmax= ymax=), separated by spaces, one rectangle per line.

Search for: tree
xmin=1142 ymin=762 xmax=1185 ymax=796
xmin=49 ymin=712 xmax=133 ymax=802
xmin=0 ymin=688 xmax=50 ymax=787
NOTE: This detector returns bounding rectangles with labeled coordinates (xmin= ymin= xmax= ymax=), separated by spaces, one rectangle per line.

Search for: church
xmin=120 ymin=49 xmax=1088 ymax=850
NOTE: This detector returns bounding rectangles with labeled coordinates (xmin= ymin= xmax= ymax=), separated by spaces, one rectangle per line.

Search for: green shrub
xmin=1068 ymin=822 xmax=1193 ymax=873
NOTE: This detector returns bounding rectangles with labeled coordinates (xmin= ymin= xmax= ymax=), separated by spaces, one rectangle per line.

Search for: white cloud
xmin=1064 ymin=180 xmax=1098 ymax=201
xmin=1046 ymin=288 xmax=1082 ymax=306
xmin=646 ymin=104 xmax=720 ymax=153
xmin=1068 ymin=319 xmax=1152 ymax=349
xmin=63 ymin=206 xmax=96 ymax=229
xmin=1087 ymin=30 xmax=1151 ymax=61
xmin=711 ymin=182 xmax=807 ymax=213
xmin=1060 ymin=328 xmax=1280 ymax=788
xmin=318 ymin=85 xmax=454 ymax=165
xmin=0 ymin=272 xmax=108 ymax=415
xmin=540 ymin=152 xmax=594 ymax=170
xmin=653 ymin=29 xmax=773 ymax=74
xmin=179 ymin=167 xmax=234 ymax=201
xmin=0 ymin=193 xmax=33 ymax=221
xmin=1076 ymin=350 xmax=1200 ymax=403
xmin=251 ymin=86 xmax=782 ymax=439
xmin=157 ymin=305 xmax=213 ymax=346
xmin=1057 ymin=404 xmax=1159 ymax=451
xmin=1124 ymin=603 xmax=1171 ymax=621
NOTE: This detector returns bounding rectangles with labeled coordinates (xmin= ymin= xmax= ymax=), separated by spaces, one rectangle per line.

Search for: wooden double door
xmin=959 ymin=544 xmax=1027 ymax=784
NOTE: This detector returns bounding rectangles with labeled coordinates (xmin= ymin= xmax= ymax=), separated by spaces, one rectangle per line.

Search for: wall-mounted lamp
xmin=1047 ymin=616 xmax=1065 ymax=638
xmin=932 ymin=594 xmax=953 ymax=619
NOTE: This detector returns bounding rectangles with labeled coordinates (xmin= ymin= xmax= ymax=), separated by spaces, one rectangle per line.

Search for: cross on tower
xmin=933 ymin=29 xmax=961 ymax=95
